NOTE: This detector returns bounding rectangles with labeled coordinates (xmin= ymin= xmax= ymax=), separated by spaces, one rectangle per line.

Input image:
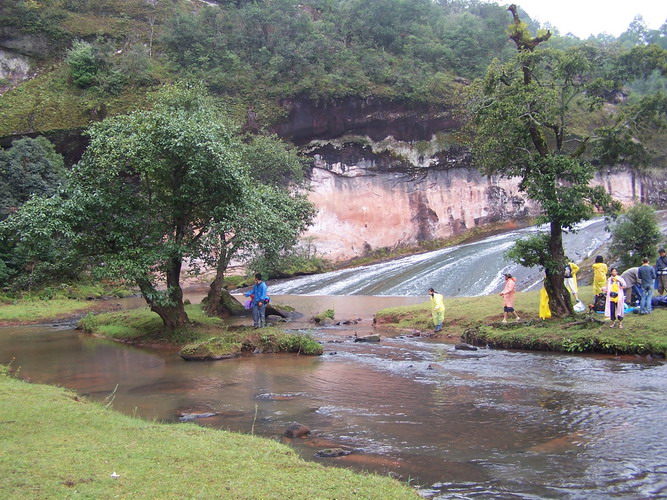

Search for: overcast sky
xmin=507 ymin=0 xmax=667 ymax=38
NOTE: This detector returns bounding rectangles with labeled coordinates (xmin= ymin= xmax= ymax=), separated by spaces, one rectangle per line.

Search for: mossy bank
xmin=375 ymin=286 xmax=667 ymax=357
xmin=78 ymin=303 xmax=323 ymax=357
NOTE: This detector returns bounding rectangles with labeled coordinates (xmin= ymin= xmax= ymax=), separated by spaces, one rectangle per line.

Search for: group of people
xmin=590 ymin=249 xmax=667 ymax=327
xmin=427 ymin=248 xmax=667 ymax=332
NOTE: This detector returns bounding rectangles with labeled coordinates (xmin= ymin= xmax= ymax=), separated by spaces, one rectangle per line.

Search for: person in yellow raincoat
xmin=563 ymin=260 xmax=580 ymax=302
xmin=592 ymin=255 xmax=608 ymax=296
xmin=539 ymin=280 xmax=551 ymax=320
xmin=428 ymin=288 xmax=445 ymax=332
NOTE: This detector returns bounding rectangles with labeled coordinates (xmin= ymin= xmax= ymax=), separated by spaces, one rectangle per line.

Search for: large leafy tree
xmin=467 ymin=5 xmax=667 ymax=316
xmin=203 ymin=134 xmax=315 ymax=317
xmin=63 ymin=83 xmax=248 ymax=330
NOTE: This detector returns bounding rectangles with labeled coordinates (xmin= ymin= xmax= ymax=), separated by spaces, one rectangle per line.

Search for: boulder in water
xmin=179 ymin=412 xmax=218 ymax=422
xmin=284 ymin=422 xmax=310 ymax=438
xmin=455 ymin=343 xmax=478 ymax=351
xmin=315 ymin=448 xmax=353 ymax=458
xmin=354 ymin=334 xmax=380 ymax=343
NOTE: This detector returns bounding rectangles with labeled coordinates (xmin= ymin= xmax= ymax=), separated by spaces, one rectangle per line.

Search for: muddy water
xmin=2 ymin=295 xmax=666 ymax=499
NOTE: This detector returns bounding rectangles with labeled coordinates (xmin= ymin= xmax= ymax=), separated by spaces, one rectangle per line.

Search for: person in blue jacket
xmin=245 ymin=273 xmax=268 ymax=328
xmin=638 ymin=257 xmax=656 ymax=314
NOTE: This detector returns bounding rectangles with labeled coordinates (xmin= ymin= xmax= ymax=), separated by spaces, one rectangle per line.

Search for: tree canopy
xmin=0 ymin=83 xmax=315 ymax=331
xmin=610 ymin=204 xmax=664 ymax=269
xmin=467 ymin=5 xmax=667 ymax=316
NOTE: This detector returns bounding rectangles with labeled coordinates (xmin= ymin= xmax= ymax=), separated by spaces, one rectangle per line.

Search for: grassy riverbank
xmin=78 ymin=303 xmax=323 ymax=356
xmin=0 ymin=366 xmax=417 ymax=499
xmin=0 ymin=283 xmax=134 ymax=325
xmin=375 ymin=286 xmax=667 ymax=357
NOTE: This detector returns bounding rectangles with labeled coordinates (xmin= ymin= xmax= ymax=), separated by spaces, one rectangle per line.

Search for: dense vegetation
xmin=1 ymin=0 xmax=665 ymax=136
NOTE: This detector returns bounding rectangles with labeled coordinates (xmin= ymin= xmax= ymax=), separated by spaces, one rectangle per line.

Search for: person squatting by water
xmin=428 ymin=288 xmax=445 ymax=332
xmin=656 ymin=248 xmax=667 ymax=295
xmin=245 ymin=273 xmax=268 ymax=328
xmin=638 ymin=257 xmax=656 ymax=314
xmin=499 ymin=273 xmax=520 ymax=323
xmin=605 ymin=267 xmax=626 ymax=329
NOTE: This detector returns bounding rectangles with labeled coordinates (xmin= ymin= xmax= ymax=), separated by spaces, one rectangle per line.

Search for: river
xmin=2 ymin=293 xmax=666 ymax=499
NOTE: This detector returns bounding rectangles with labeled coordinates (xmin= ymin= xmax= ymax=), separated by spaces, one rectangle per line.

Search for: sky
xmin=508 ymin=0 xmax=667 ymax=39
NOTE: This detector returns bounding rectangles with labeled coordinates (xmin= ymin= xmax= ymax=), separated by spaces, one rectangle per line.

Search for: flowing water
xmin=268 ymin=219 xmax=614 ymax=297
xmin=2 ymin=294 xmax=666 ymax=499
xmin=4 ymin=221 xmax=667 ymax=498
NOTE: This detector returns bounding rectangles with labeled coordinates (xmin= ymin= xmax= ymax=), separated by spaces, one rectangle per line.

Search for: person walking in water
xmin=592 ymin=255 xmax=608 ymax=296
xmin=245 ymin=273 xmax=268 ymax=328
xmin=428 ymin=288 xmax=445 ymax=332
xmin=605 ymin=267 xmax=627 ymax=329
xmin=499 ymin=273 xmax=520 ymax=323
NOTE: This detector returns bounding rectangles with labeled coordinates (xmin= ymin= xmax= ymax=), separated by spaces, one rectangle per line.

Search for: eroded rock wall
xmin=304 ymin=165 xmax=667 ymax=262
xmin=304 ymin=165 xmax=533 ymax=260
xmin=272 ymin=97 xmax=667 ymax=262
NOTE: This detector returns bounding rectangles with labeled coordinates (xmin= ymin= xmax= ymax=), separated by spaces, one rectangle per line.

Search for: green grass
xmin=0 ymin=299 xmax=102 ymax=324
xmin=375 ymin=285 xmax=667 ymax=356
xmin=0 ymin=282 xmax=136 ymax=324
xmin=79 ymin=303 xmax=324 ymax=355
xmin=0 ymin=367 xmax=417 ymax=499
xmin=0 ymin=64 xmax=155 ymax=136
xmin=314 ymin=308 xmax=335 ymax=321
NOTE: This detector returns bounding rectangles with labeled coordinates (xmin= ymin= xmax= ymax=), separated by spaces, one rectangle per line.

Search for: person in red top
xmin=499 ymin=273 xmax=520 ymax=323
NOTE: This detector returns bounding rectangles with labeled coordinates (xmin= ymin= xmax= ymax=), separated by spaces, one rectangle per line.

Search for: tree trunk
xmin=206 ymin=281 xmax=245 ymax=317
xmin=136 ymin=259 xmax=190 ymax=332
xmin=545 ymin=222 xmax=573 ymax=317
xmin=150 ymin=302 xmax=189 ymax=330
xmin=206 ymin=255 xmax=245 ymax=317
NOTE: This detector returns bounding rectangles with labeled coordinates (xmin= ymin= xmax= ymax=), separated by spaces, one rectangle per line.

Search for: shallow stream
xmin=2 ymin=294 xmax=666 ymax=499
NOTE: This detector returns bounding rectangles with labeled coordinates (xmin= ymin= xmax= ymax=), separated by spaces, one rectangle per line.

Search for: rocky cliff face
xmin=274 ymin=98 xmax=667 ymax=262
xmin=0 ymin=27 xmax=50 ymax=94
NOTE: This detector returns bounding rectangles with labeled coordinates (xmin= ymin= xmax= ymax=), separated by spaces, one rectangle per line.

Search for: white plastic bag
xmin=573 ymin=300 xmax=586 ymax=313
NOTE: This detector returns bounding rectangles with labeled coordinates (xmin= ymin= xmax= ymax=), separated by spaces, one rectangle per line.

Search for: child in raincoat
xmin=604 ymin=267 xmax=627 ymax=329
xmin=428 ymin=288 xmax=445 ymax=332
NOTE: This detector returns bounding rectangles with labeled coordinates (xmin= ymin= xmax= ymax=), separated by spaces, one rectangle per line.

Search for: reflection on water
xmin=1 ymin=296 xmax=666 ymax=499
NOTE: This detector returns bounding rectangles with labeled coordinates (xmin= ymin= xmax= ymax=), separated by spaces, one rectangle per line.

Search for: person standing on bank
xmin=592 ymin=255 xmax=608 ymax=296
xmin=656 ymin=248 xmax=667 ymax=295
xmin=245 ymin=273 xmax=268 ymax=328
xmin=605 ymin=268 xmax=627 ymax=329
xmin=563 ymin=260 xmax=580 ymax=303
xmin=428 ymin=288 xmax=445 ymax=332
xmin=638 ymin=257 xmax=656 ymax=314
xmin=499 ymin=273 xmax=520 ymax=323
